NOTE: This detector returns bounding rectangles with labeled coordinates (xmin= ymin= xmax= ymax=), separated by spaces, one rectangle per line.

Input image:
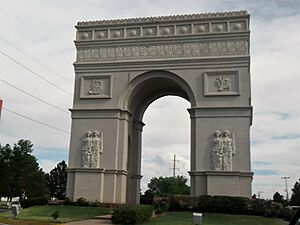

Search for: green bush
xmin=195 ymin=195 xmax=249 ymax=215
xmin=248 ymin=198 xmax=265 ymax=216
xmin=153 ymin=197 xmax=170 ymax=214
xmin=263 ymin=201 xmax=282 ymax=217
xmin=20 ymin=196 xmax=48 ymax=208
xmin=140 ymin=190 xmax=155 ymax=205
xmin=51 ymin=210 xmax=60 ymax=220
xmin=76 ymin=197 xmax=89 ymax=206
xmin=278 ymin=207 xmax=294 ymax=221
xmin=112 ymin=205 xmax=153 ymax=224
xmin=169 ymin=195 xmax=194 ymax=211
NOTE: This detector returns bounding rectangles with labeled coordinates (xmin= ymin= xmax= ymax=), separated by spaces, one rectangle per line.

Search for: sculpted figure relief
xmin=215 ymin=75 xmax=231 ymax=91
xmin=82 ymin=131 xmax=92 ymax=168
xmin=211 ymin=130 xmax=235 ymax=171
xmin=222 ymin=130 xmax=235 ymax=171
xmin=88 ymin=80 xmax=103 ymax=95
xmin=82 ymin=130 xmax=103 ymax=168
xmin=211 ymin=131 xmax=223 ymax=171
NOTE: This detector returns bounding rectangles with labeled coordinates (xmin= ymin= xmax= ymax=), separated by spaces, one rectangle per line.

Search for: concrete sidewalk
xmin=64 ymin=219 xmax=112 ymax=225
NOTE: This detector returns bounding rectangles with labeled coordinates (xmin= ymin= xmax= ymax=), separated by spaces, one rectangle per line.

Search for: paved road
xmin=64 ymin=219 xmax=112 ymax=225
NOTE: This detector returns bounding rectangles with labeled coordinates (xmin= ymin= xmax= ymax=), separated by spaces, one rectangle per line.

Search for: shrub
xmin=169 ymin=195 xmax=195 ymax=211
xmin=51 ymin=211 xmax=60 ymax=220
xmin=153 ymin=197 xmax=170 ymax=214
xmin=248 ymin=199 xmax=266 ymax=216
xmin=263 ymin=201 xmax=282 ymax=218
xmin=140 ymin=190 xmax=155 ymax=205
xmin=195 ymin=195 xmax=249 ymax=215
xmin=112 ymin=205 xmax=153 ymax=224
xmin=76 ymin=197 xmax=89 ymax=206
xmin=20 ymin=196 xmax=48 ymax=208
xmin=278 ymin=207 xmax=294 ymax=221
xmin=63 ymin=197 xmax=73 ymax=205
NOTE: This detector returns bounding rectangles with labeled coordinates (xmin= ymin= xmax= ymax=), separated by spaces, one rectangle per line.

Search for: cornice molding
xmin=77 ymin=11 xmax=248 ymax=27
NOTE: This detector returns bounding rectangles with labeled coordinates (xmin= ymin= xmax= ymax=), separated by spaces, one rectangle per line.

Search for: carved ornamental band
xmin=76 ymin=40 xmax=248 ymax=63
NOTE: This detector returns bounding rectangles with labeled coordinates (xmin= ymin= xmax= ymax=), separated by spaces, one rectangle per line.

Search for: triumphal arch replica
xmin=66 ymin=11 xmax=253 ymax=204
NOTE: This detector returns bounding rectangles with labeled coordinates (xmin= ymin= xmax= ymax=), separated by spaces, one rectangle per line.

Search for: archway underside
xmin=126 ymin=72 xmax=193 ymax=204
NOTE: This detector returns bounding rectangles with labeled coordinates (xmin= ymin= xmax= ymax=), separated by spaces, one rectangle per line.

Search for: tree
xmin=273 ymin=192 xmax=285 ymax=205
xmin=46 ymin=160 xmax=67 ymax=199
xmin=0 ymin=140 xmax=47 ymax=200
xmin=147 ymin=176 xmax=190 ymax=196
xmin=290 ymin=179 xmax=300 ymax=206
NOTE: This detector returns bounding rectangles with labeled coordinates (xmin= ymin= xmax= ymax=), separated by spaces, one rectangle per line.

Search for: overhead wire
xmin=0 ymin=50 xmax=72 ymax=96
xmin=142 ymin=134 xmax=171 ymax=169
xmin=0 ymin=34 xmax=72 ymax=84
xmin=0 ymin=77 xmax=70 ymax=115
xmin=2 ymin=107 xmax=70 ymax=134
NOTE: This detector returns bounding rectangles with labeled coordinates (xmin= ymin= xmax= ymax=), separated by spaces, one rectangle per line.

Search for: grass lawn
xmin=0 ymin=205 xmax=111 ymax=224
xmin=0 ymin=207 xmax=289 ymax=225
xmin=148 ymin=211 xmax=288 ymax=225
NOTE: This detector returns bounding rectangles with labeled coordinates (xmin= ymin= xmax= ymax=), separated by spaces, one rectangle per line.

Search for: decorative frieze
xmin=76 ymin=40 xmax=248 ymax=63
xmin=76 ymin=11 xmax=249 ymax=41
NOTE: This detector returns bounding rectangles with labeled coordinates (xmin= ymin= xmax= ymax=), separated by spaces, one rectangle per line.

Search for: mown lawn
xmin=148 ymin=211 xmax=288 ymax=225
xmin=0 ymin=207 xmax=289 ymax=225
xmin=0 ymin=205 xmax=111 ymax=224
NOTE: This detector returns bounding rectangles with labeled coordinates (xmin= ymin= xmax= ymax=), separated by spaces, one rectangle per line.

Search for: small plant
xmin=112 ymin=205 xmax=153 ymax=224
xmin=51 ymin=210 xmax=60 ymax=220
xmin=76 ymin=197 xmax=89 ymax=206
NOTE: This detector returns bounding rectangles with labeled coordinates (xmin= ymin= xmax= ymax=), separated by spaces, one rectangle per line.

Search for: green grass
xmin=0 ymin=205 xmax=111 ymax=223
xmin=147 ymin=211 xmax=288 ymax=225
xmin=0 ymin=207 xmax=289 ymax=225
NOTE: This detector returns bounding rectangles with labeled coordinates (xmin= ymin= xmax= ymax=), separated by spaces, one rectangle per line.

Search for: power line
xmin=143 ymin=134 xmax=165 ymax=156
xmin=2 ymin=107 xmax=70 ymax=134
xmin=0 ymin=34 xmax=72 ymax=83
xmin=0 ymin=77 xmax=70 ymax=115
xmin=0 ymin=50 xmax=72 ymax=96
xmin=142 ymin=138 xmax=169 ymax=169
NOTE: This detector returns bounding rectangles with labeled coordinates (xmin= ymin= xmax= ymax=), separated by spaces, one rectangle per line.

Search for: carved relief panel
xmin=203 ymin=71 xmax=240 ymax=96
xmin=211 ymin=130 xmax=236 ymax=171
xmin=82 ymin=130 xmax=103 ymax=168
xmin=80 ymin=75 xmax=112 ymax=99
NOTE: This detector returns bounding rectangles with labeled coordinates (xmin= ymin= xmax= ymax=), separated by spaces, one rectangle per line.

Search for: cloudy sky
xmin=0 ymin=0 xmax=299 ymax=199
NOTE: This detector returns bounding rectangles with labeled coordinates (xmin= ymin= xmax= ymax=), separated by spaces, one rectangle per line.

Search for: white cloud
xmin=38 ymin=159 xmax=59 ymax=173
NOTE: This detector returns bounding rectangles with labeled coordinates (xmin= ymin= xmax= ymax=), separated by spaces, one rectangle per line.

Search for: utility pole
xmin=171 ymin=154 xmax=180 ymax=178
xmin=281 ymin=176 xmax=290 ymax=201
xmin=257 ymin=191 xmax=264 ymax=199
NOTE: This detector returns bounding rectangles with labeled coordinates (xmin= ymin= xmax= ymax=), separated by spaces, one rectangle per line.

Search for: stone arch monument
xmin=66 ymin=11 xmax=253 ymax=204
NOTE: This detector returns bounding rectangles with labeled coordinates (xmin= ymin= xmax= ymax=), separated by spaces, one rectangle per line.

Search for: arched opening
xmin=124 ymin=70 xmax=195 ymax=204
xmin=141 ymin=96 xmax=190 ymax=195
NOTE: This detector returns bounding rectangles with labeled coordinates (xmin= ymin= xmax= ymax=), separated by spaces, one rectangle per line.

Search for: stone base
xmin=189 ymin=171 xmax=253 ymax=198
xmin=66 ymin=168 xmax=128 ymax=204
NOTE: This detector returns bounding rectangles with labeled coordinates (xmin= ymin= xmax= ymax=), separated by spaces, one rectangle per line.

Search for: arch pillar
xmin=188 ymin=107 xmax=253 ymax=197
xmin=126 ymin=121 xmax=144 ymax=205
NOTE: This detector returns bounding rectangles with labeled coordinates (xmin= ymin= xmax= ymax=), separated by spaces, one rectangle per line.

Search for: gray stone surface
xmin=67 ymin=11 xmax=253 ymax=204
xmin=64 ymin=219 xmax=112 ymax=225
